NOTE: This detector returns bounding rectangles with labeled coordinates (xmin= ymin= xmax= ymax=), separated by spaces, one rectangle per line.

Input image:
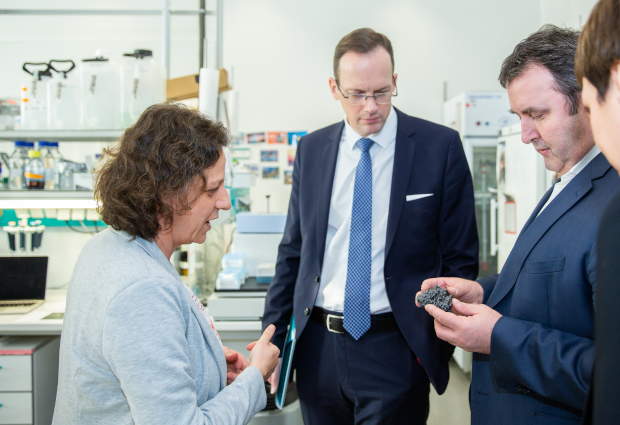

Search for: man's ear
xmin=329 ymin=77 xmax=339 ymax=101
xmin=611 ymin=61 xmax=620 ymax=102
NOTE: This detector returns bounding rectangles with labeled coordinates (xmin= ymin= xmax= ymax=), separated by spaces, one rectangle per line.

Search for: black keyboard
xmin=0 ymin=301 xmax=37 ymax=307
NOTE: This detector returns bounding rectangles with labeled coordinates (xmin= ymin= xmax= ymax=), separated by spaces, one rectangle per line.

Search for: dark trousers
xmin=295 ymin=314 xmax=430 ymax=425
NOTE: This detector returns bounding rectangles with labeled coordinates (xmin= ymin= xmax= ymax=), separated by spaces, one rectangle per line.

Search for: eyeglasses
xmin=336 ymin=78 xmax=398 ymax=105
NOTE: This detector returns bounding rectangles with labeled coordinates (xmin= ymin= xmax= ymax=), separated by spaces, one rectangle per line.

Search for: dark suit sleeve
xmin=489 ymin=244 xmax=596 ymax=409
xmin=478 ymin=274 xmax=498 ymax=304
xmin=261 ymin=141 xmax=303 ymax=352
xmin=438 ymin=132 xmax=479 ymax=279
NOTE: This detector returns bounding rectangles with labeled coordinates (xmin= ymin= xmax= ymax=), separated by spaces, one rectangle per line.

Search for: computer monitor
xmin=0 ymin=256 xmax=48 ymax=301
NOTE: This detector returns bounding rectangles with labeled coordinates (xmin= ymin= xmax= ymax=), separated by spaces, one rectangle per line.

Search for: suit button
xmin=304 ymin=308 xmax=310 ymax=315
xmin=516 ymin=385 xmax=523 ymax=392
xmin=315 ymin=275 xmax=320 ymax=283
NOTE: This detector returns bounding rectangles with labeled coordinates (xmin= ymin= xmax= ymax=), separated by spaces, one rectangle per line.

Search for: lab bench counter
xmin=0 ymin=288 xmax=265 ymax=335
xmin=0 ymin=289 xmax=67 ymax=335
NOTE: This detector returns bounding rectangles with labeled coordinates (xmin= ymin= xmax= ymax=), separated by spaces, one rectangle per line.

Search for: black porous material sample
xmin=417 ymin=286 xmax=453 ymax=312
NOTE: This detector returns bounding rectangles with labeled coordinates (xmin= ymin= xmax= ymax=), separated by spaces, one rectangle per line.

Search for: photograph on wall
xmin=287 ymin=149 xmax=296 ymax=166
xmin=288 ymin=131 xmax=307 ymax=146
xmin=247 ymin=132 xmax=266 ymax=144
xmin=284 ymin=170 xmax=293 ymax=185
xmin=262 ymin=166 xmax=280 ymax=179
xmin=231 ymin=133 xmax=246 ymax=146
xmin=232 ymin=147 xmax=251 ymax=160
xmin=261 ymin=150 xmax=278 ymax=162
xmin=267 ymin=131 xmax=288 ymax=144
xmin=243 ymin=163 xmax=260 ymax=176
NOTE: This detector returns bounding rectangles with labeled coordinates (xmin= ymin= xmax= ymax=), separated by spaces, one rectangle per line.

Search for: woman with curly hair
xmin=52 ymin=103 xmax=279 ymax=425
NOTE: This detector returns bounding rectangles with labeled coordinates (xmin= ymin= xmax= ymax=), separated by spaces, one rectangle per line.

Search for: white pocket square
xmin=406 ymin=193 xmax=434 ymax=202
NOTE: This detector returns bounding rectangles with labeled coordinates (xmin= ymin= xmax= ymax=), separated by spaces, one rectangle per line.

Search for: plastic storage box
xmin=216 ymin=267 xmax=246 ymax=290
xmin=221 ymin=252 xmax=247 ymax=270
xmin=256 ymin=263 xmax=276 ymax=284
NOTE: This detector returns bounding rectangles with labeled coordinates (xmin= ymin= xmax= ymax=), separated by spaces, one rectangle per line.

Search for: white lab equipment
xmin=495 ymin=124 xmax=554 ymax=269
xmin=21 ymin=63 xmax=53 ymax=130
xmin=120 ymin=49 xmax=166 ymax=128
xmin=443 ymin=91 xmax=519 ymax=277
xmin=443 ymin=91 xmax=519 ymax=374
xmin=80 ymin=50 xmax=120 ymax=129
xmin=47 ymin=60 xmax=81 ymax=130
xmin=235 ymin=212 xmax=287 ymax=234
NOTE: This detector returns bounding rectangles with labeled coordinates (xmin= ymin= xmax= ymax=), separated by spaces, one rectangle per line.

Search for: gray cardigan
xmin=53 ymin=228 xmax=266 ymax=425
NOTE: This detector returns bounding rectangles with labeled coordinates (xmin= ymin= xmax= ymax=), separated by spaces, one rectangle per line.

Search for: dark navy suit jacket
xmin=470 ymin=153 xmax=619 ymax=424
xmin=262 ymin=108 xmax=479 ymax=394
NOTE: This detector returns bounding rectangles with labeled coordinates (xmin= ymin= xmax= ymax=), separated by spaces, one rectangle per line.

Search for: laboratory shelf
xmin=0 ymin=130 xmax=123 ymax=142
xmin=0 ymin=190 xmax=96 ymax=209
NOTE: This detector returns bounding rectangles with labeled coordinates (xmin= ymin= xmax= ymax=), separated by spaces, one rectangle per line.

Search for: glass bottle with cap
xmin=24 ymin=149 xmax=45 ymax=190
xmin=8 ymin=140 xmax=35 ymax=189
xmin=39 ymin=141 xmax=57 ymax=189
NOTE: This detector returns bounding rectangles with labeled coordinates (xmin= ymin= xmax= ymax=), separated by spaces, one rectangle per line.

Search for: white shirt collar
xmin=343 ymin=106 xmax=397 ymax=151
xmin=560 ymin=144 xmax=601 ymax=182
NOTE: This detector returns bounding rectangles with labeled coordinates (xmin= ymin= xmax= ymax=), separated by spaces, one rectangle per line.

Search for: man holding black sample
xmin=419 ymin=25 xmax=620 ymax=425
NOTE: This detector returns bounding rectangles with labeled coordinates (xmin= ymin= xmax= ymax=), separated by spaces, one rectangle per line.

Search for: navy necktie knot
xmin=357 ymin=138 xmax=374 ymax=154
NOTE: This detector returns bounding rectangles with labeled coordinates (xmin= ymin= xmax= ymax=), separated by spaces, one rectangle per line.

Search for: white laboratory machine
xmin=443 ymin=91 xmax=519 ymax=373
xmin=494 ymin=124 xmax=555 ymax=269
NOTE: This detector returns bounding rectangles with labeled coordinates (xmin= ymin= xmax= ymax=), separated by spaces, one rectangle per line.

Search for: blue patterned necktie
xmin=343 ymin=138 xmax=374 ymax=340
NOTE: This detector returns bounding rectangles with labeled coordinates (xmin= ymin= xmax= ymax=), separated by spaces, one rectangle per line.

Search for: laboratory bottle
xmin=40 ymin=142 xmax=57 ymax=190
xmin=8 ymin=141 xmax=34 ymax=189
xmin=80 ymin=50 xmax=120 ymax=130
xmin=48 ymin=60 xmax=81 ymax=130
xmin=49 ymin=142 xmax=63 ymax=187
xmin=0 ymin=160 xmax=7 ymax=189
xmin=120 ymin=49 xmax=166 ymax=128
xmin=24 ymin=150 xmax=45 ymax=190
xmin=20 ymin=63 xmax=53 ymax=130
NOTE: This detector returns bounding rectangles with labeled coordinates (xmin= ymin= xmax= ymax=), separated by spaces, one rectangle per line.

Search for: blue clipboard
xmin=275 ymin=315 xmax=296 ymax=409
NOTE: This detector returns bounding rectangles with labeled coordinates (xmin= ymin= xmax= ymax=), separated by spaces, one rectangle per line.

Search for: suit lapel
xmin=316 ymin=122 xmax=344 ymax=270
xmin=516 ymin=185 xmax=554 ymax=240
xmin=486 ymin=154 xmax=608 ymax=309
xmin=385 ymin=110 xmax=417 ymax=259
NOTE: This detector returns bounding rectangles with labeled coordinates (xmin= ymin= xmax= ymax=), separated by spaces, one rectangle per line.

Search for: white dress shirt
xmin=538 ymin=145 xmax=601 ymax=215
xmin=315 ymin=107 xmax=397 ymax=314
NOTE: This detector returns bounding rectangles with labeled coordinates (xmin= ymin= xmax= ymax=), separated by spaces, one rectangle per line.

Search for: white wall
xmin=540 ymin=0 xmax=598 ymax=28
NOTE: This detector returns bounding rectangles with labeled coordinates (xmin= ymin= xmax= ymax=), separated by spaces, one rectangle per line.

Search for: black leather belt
xmin=310 ymin=308 xmax=399 ymax=334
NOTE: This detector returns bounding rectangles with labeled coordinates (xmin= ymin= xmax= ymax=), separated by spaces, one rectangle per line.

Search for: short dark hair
xmin=575 ymin=0 xmax=620 ymax=101
xmin=499 ymin=24 xmax=582 ymax=115
xmin=95 ymin=103 xmax=228 ymax=241
xmin=333 ymin=28 xmax=394 ymax=80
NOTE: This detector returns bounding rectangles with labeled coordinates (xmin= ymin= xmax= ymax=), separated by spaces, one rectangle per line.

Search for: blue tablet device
xmin=275 ymin=316 xmax=296 ymax=409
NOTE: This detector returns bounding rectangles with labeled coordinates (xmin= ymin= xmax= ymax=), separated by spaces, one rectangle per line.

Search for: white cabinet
xmin=0 ymin=336 xmax=60 ymax=425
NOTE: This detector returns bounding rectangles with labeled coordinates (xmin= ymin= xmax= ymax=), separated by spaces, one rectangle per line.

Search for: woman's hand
xmin=246 ymin=325 xmax=280 ymax=381
xmin=222 ymin=346 xmax=249 ymax=385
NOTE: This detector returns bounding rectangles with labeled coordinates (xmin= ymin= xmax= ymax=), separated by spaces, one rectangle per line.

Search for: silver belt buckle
xmin=326 ymin=314 xmax=344 ymax=334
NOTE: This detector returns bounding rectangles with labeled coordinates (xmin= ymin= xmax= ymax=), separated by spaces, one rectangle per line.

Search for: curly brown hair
xmin=95 ymin=102 xmax=228 ymax=240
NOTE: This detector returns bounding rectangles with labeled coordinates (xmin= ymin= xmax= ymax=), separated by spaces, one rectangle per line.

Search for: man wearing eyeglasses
xmin=263 ymin=28 xmax=478 ymax=424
